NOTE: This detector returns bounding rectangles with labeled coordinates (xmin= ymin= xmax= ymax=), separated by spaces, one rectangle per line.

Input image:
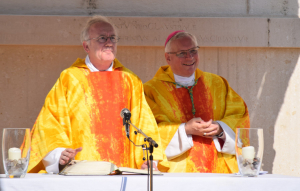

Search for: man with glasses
xmin=28 ymin=16 xmax=167 ymax=173
xmin=144 ymin=31 xmax=250 ymax=173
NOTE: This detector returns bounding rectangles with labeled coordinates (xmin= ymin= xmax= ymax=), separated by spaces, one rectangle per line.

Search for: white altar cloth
xmin=1 ymin=173 xmax=299 ymax=191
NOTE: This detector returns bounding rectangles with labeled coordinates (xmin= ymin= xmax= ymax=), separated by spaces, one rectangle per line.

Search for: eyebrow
xmin=178 ymin=47 xmax=198 ymax=51
xmin=96 ymin=34 xmax=116 ymax=36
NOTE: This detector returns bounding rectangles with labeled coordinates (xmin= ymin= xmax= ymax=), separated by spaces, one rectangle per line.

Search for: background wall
xmin=0 ymin=0 xmax=300 ymax=176
xmin=0 ymin=0 xmax=299 ymax=17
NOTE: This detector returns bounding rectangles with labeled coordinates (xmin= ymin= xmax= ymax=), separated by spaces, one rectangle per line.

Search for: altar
xmin=1 ymin=173 xmax=299 ymax=191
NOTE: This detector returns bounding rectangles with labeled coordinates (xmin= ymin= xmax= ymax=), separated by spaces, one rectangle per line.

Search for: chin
xmin=101 ymin=56 xmax=115 ymax=62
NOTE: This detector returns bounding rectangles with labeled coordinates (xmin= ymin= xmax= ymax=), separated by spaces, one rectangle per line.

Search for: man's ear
xmin=83 ymin=41 xmax=89 ymax=53
xmin=165 ymin=52 xmax=171 ymax=63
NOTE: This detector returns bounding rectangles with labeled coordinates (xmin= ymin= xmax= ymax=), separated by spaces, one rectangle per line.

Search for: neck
xmin=90 ymin=58 xmax=113 ymax=71
xmin=173 ymin=72 xmax=195 ymax=80
xmin=173 ymin=72 xmax=195 ymax=87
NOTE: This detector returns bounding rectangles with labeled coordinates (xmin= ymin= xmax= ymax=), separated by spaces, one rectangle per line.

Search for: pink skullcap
xmin=165 ymin=30 xmax=185 ymax=47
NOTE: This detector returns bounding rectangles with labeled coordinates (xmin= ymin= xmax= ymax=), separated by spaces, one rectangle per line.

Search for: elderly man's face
xmin=165 ymin=36 xmax=199 ymax=77
xmin=84 ymin=22 xmax=117 ymax=65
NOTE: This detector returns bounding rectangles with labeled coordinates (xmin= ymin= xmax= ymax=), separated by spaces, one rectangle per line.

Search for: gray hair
xmin=80 ymin=15 xmax=117 ymax=43
xmin=165 ymin=32 xmax=198 ymax=52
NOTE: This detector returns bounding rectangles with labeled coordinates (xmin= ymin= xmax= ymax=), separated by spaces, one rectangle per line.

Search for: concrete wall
xmin=0 ymin=0 xmax=300 ymax=177
xmin=0 ymin=0 xmax=299 ymax=17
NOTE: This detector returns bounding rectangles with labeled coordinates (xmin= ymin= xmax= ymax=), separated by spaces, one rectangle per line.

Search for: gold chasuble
xmin=28 ymin=58 xmax=168 ymax=173
xmin=144 ymin=66 xmax=250 ymax=173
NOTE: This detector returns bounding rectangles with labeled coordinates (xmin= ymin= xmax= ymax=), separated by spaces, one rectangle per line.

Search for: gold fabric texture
xmin=144 ymin=66 xmax=250 ymax=173
xmin=28 ymin=58 xmax=167 ymax=173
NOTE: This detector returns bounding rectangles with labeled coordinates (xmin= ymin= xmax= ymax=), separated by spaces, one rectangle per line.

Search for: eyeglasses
xmin=87 ymin=35 xmax=120 ymax=43
xmin=167 ymin=46 xmax=200 ymax=58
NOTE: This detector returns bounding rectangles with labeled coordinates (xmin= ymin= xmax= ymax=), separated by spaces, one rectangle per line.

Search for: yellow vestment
xmin=28 ymin=58 xmax=168 ymax=173
xmin=144 ymin=66 xmax=250 ymax=173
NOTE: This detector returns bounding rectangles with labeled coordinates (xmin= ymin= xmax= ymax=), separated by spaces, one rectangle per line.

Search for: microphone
xmin=120 ymin=108 xmax=159 ymax=148
xmin=120 ymin=108 xmax=131 ymax=138
xmin=120 ymin=108 xmax=131 ymax=120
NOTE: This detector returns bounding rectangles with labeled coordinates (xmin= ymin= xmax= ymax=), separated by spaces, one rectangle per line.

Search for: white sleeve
xmin=165 ymin=123 xmax=193 ymax=160
xmin=42 ymin=148 xmax=66 ymax=174
xmin=213 ymin=121 xmax=236 ymax=155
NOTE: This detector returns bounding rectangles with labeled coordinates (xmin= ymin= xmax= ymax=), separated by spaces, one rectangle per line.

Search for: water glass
xmin=235 ymin=128 xmax=264 ymax=177
xmin=2 ymin=128 xmax=31 ymax=178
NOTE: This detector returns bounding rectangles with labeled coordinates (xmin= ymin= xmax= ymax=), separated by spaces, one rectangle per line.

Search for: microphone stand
xmin=127 ymin=121 xmax=157 ymax=191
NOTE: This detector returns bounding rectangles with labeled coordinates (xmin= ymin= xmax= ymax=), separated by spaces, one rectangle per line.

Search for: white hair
xmin=80 ymin=15 xmax=117 ymax=43
xmin=165 ymin=32 xmax=198 ymax=52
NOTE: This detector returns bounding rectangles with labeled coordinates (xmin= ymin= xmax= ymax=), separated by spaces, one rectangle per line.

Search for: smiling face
xmin=165 ymin=36 xmax=199 ymax=77
xmin=83 ymin=22 xmax=117 ymax=70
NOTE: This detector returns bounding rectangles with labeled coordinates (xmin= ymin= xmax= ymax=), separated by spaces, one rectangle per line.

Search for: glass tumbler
xmin=2 ymin=128 xmax=31 ymax=178
xmin=235 ymin=128 xmax=264 ymax=177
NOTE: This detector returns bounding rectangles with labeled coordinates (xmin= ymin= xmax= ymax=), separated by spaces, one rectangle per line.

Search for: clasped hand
xmin=185 ymin=118 xmax=223 ymax=138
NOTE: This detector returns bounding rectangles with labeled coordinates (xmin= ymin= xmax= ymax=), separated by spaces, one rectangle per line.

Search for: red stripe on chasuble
xmin=172 ymin=78 xmax=218 ymax=172
xmin=86 ymin=70 xmax=130 ymax=167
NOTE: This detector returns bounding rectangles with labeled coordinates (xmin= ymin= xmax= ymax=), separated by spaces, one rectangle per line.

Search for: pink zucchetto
xmin=165 ymin=30 xmax=185 ymax=47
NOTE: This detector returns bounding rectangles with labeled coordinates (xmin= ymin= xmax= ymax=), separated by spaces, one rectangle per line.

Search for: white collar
xmin=85 ymin=55 xmax=114 ymax=72
xmin=173 ymin=73 xmax=195 ymax=87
